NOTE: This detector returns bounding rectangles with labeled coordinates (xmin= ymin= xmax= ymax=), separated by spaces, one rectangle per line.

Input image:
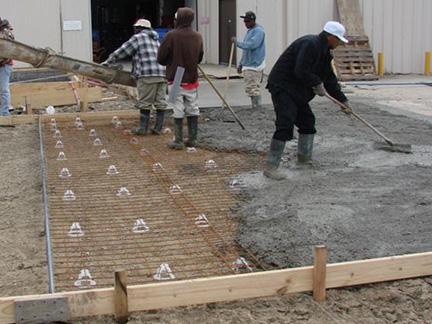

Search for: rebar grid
xmin=43 ymin=117 xmax=270 ymax=291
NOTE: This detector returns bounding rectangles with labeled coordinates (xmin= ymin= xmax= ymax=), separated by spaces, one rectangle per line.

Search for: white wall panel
xmin=1 ymin=0 xmax=62 ymax=67
xmin=60 ymin=0 xmax=92 ymax=62
xmin=1 ymin=0 xmax=91 ymax=67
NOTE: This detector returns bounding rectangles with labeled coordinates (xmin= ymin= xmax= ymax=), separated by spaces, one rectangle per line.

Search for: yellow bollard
xmin=378 ymin=52 xmax=384 ymax=76
xmin=424 ymin=51 xmax=431 ymax=76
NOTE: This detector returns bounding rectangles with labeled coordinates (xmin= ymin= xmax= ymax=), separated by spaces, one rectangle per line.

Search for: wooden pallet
xmin=333 ymin=0 xmax=378 ymax=81
xmin=333 ymin=36 xmax=378 ymax=81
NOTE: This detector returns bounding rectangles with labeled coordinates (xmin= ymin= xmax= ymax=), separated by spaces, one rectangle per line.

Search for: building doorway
xmin=91 ymin=0 xmax=185 ymax=62
xmin=218 ymin=0 xmax=236 ymax=65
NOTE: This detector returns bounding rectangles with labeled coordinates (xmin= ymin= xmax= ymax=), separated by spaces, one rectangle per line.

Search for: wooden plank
xmin=0 ymin=110 xmax=139 ymax=126
xmin=11 ymin=87 xmax=102 ymax=108
xmin=336 ymin=0 xmax=365 ymax=36
xmin=1 ymin=251 xmax=432 ymax=323
xmin=10 ymin=81 xmax=76 ymax=94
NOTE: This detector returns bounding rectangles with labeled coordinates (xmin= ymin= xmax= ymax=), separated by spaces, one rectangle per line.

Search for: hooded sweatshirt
xmin=105 ymin=28 xmax=165 ymax=79
xmin=157 ymin=7 xmax=204 ymax=84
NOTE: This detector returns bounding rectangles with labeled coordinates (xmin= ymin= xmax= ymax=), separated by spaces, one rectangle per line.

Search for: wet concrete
xmin=199 ymin=95 xmax=432 ymax=268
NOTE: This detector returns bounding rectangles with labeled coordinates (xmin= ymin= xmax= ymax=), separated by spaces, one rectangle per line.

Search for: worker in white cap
xmin=102 ymin=18 xmax=167 ymax=135
xmin=263 ymin=21 xmax=352 ymax=180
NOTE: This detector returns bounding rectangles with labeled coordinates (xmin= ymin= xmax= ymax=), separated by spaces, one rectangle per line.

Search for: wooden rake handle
xmin=198 ymin=65 xmax=246 ymax=130
xmin=324 ymin=92 xmax=395 ymax=146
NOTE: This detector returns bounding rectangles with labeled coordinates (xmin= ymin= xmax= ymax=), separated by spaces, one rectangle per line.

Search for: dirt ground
xmin=1 ymin=80 xmax=432 ymax=323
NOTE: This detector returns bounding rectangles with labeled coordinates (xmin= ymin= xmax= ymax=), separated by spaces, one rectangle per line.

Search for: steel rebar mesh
xmin=42 ymin=116 xmax=272 ymax=291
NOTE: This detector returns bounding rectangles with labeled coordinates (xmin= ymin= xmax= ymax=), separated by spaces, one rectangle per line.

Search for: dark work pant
xmin=268 ymin=85 xmax=316 ymax=142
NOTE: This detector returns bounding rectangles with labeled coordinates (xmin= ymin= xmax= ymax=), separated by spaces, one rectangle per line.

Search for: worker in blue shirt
xmin=232 ymin=11 xmax=266 ymax=109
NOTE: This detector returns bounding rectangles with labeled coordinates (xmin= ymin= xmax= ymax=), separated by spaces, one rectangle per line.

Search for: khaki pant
xmin=168 ymin=85 xmax=200 ymax=119
xmin=136 ymin=76 xmax=167 ymax=110
xmin=243 ymin=69 xmax=263 ymax=97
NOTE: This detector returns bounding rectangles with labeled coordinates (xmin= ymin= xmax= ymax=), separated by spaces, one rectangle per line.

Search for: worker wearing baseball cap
xmin=232 ymin=11 xmax=266 ymax=109
xmin=263 ymin=21 xmax=351 ymax=180
xmin=102 ymin=18 xmax=167 ymax=135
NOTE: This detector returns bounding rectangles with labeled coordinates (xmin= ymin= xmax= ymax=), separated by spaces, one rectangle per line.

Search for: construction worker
xmin=0 ymin=18 xmax=14 ymax=116
xmin=232 ymin=11 xmax=266 ymax=109
xmin=102 ymin=19 xmax=167 ymax=135
xmin=157 ymin=7 xmax=204 ymax=150
xmin=264 ymin=21 xmax=352 ymax=180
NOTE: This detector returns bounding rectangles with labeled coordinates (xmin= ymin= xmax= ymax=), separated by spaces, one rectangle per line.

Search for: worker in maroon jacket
xmin=157 ymin=7 xmax=204 ymax=150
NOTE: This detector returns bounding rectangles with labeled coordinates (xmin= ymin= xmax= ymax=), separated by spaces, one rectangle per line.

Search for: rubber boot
xmin=151 ymin=110 xmax=165 ymax=135
xmin=297 ymin=133 xmax=314 ymax=165
xmin=167 ymin=118 xmax=185 ymax=150
xmin=263 ymin=139 xmax=286 ymax=180
xmin=131 ymin=109 xmax=150 ymax=135
xmin=185 ymin=116 xmax=198 ymax=147
xmin=251 ymin=95 xmax=262 ymax=108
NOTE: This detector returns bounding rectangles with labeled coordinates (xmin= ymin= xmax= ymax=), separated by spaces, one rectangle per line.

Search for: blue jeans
xmin=0 ymin=64 xmax=12 ymax=116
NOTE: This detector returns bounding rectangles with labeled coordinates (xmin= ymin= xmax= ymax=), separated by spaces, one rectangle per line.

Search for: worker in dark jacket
xmin=157 ymin=7 xmax=204 ymax=150
xmin=264 ymin=21 xmax=352 ymax=180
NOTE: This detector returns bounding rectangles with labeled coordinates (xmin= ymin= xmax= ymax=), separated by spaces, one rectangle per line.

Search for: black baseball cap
xmin=240 ymin=11 xmax=256 ymax=20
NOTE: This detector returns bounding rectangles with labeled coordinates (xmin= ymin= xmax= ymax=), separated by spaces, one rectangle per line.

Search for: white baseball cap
xmin=133 ymin=19 xmax=151 ymax=29
xmin=323 ymin=21 xmax=348 ymax=43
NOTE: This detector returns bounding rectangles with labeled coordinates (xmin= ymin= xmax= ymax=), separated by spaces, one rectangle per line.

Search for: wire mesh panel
xmin=43 ymin=116 xmax=271 ymax=291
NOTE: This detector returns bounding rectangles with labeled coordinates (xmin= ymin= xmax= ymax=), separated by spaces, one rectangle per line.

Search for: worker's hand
xmin=237 ymin=65 xmax=242 ymax=74
xmin=341 ymin=101 xmax=353 ymax=114
xmin=100 ymin=61 xmax=109 ymax=66
xmin=231 ymin=36 xmax=236 ymax=43
xmin=312 ymin=82 xmax=326 ymax=96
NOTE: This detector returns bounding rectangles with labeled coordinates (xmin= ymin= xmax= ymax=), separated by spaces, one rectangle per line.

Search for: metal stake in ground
xmin=324 ymin=93 xmax=412 ymax=153
xmin=198 ymin=65 xmax=246 ymax=130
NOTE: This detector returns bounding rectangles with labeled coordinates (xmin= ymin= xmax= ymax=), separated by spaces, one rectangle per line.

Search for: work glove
xmin=341 ymin=101 xmax=353 ymax=115
xmin=313 ymin=82 xmax=326 ymax=96
xmin=100 ymin=61 xmax=109 ymax=66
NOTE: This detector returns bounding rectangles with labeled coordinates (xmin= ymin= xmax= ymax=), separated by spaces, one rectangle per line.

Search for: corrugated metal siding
xmin=203 ymin=0 xmax=432 ymax=74
xmin=0 ymin=0 xmax=91 ymax=68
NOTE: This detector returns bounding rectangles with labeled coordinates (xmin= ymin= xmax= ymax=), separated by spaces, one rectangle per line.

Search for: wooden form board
xmin=0 ymin=110 xmax=139 ymax=126
xmin=10 ymin=81 xmax=102 ymax=108
xmin=1 ymin=251 xmax=432 ymax=323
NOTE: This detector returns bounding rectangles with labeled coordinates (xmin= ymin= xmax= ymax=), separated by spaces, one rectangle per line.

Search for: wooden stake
xmin=114 ymin=270 xmax=128 ymax=324
xmin=79 ymin=77 xmax=89 ymax=112
xmin=313 ymin=245 xmax=327 ymax=302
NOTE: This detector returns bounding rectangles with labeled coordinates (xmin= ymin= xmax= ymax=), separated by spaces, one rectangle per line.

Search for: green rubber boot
xmin=167 ymin=118 xmax=185 ymax=150
xmin=263 ymin=139 xmax=286 ymax=180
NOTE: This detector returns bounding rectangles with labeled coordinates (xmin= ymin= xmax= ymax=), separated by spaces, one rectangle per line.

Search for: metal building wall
xmin=211 ymin=0 xmax=432 ymax=74
xmin=0 ymin=0 xmax=92 ymax=68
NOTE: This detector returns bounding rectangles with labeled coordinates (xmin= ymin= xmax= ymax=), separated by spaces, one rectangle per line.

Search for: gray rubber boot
xmin=131 ymin=109 xmax=150 ymax=135
xmin=251 ymin=95 xmax=262 ymax=108
xmin=151 ymin=110 xmax=165 ymax=135
xmin=185 ymin=116 xmax=198 ymax=147
xmin=263 ymin=139 xmax=286 ymax=180
xmin=167 ymin=118 xmax=185 ymax=150
xmin=297 ymin=133 xmax=314 ymax=164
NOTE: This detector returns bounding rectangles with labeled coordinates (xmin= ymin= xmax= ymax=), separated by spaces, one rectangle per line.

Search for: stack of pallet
xmin=333 ymin=0 xmax=378 ymax=81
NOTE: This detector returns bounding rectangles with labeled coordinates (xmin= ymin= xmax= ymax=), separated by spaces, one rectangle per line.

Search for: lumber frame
xmin=1 ymin=251 xmax=432 ymax=323
xmin=0 ymin=110 xmax=140 ymax=126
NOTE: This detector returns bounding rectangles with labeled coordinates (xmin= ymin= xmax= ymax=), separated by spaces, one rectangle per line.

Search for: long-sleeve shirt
xmin=105 ymin=29 xmax=165 ymax=79
xmin=235 ymin=23 xmax=266 ymax=69
xmin=267 ymin=32 xmax=347 ymax=104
